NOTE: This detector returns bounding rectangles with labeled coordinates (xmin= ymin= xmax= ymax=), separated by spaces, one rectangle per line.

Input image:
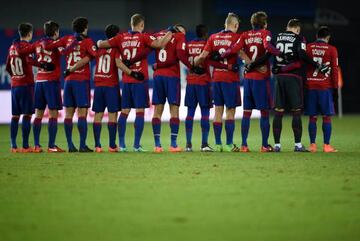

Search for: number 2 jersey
xmin=305 ymin=40 xmax=339 ymax=90
xmin=108 ymin=31 xmax=154 ymax=83
xmin=204 ymin=30 xmax=240 ymax=83
xmin=232 ymin=29 xmax=280 ymax=80
xmin=6 ymin=40 xmax=35 ymax=87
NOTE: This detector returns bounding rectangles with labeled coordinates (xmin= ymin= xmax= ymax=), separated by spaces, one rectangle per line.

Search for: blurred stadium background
xmin=0 ymin=0 xmax=358 ymax=122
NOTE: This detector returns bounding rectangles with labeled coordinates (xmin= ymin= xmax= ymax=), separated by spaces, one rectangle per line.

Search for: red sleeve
xmin=263 ymin=31 xmax=281 ymax=56
xmin=203 ymin=36 xmax=213 ymax=53
xmin=17 ymin=42 xmax=36 ymax=55
xmin=331 ymin=46 xmax=339 ymax=89
xmin=143 ymin=33 xmax=155 ymax=48
xmin=43 ymin=36 xmax=67 ymax=50
xmin=58 ymin=38 xmax=78 ymax=55
xmin=108 ymin=34 xmax=121 ymax=48
xmin=6 ymin=54 xmax=12 ymax=76
xmin=86 ymin=39 xmax=97 ymax=58
xmin=176 ymin=34 xmax=191 ymax=68
xmin=221 ymin=35 xmax=244 ymax=58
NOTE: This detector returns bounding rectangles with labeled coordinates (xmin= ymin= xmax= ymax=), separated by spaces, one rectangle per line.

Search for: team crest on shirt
xmin=301 ymin=43 xmax=306 ymax=50
xmin=92 ymin=46 xmax=96 ymax=51
xmin=266 ymin=36 xmax=271 ymax=41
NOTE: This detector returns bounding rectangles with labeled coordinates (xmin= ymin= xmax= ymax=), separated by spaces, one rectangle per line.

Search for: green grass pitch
xmin=0 ymin=116 xmax=360 ymax=241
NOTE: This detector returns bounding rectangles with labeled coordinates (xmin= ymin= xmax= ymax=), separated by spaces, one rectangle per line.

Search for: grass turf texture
xmin=0 ymin=116 xmax=360 ymax=241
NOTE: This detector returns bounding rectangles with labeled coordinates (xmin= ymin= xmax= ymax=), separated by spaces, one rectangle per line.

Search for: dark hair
xmin=72 ymin=17 xmax=88 ymax=33
xmin=196 ymin=24 xmax=208 ymax=38
xmin=317 ymin=26 xmax=331 ymax=39
xmin=18 ymin=22 xmax=33 ymax=38
xmin=130 ymin=13 xmax=145 ymax=27
xmin=44 ymin=21 xmax=59 ymax=37
xmin=287 ymin=19 xmax=301 ymax=28
xmin=105 ymin=24 xmax=120 ymax=39
xmin=251 ymin=11 xmax=267 ymax=29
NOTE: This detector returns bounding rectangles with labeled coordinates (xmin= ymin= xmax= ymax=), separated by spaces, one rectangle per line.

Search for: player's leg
xmin=199 ymin=84 xmax=212 ymax=151
xmin=184 ymin=84 xmax=196 ymax=151
xmin=304 ymin=89 xmax=318 ymax=152
xmin=152 ymin=76 xmax=166 ymax=152
xmin=33 ymin=82 xmax=46 ymax=152
xmin=169 ymin=104 xmax=181 ymax=151
xmin=241 ymin=79 xmax=253 ymax=152
xmin=105 ymin=86 xmax=121 ymax=152
xmin=93 ymin=112 xmax=103 ymax=152
xmin=63 ymin=81 xmax=77 ymax=151
xmin=92 ymin=87 xmax=105 ymax=152
xmin=286 ymin=76 xmax=307 ymax=152
xmin=118 ymin=109 xmax=130 ymax=151
xmin=212 ymin=82 xmax=224 ymax=151
xmin=319 ymin=89 xmax=337 ymax=152
xmin=223 ymin=82 xmax=241 ymax=152
xmin=10 ymin=87 xmax=21 ymax=152
xmin=46 ymin=81 xmax=64 ymax=152
xmin=273 ymin=75 xmax=286 ymax=152
xmin=20 ymin=85 xmax=35 ymax=152
xmin=133 ymin=82 xmax=149 ymax=152
xmin=166 ymin=77 xmax=181 ymax=152
xmin=74 ymin=81 xmax=92 ymax=152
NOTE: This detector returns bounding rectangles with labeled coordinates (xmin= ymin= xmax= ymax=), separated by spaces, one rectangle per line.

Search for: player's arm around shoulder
xmin=150 ymin=31 xmax=173 ymax=49
xmin=194 ymin=36 xmax=212 ymax=66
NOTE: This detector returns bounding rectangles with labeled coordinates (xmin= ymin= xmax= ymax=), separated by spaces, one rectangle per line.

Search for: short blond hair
xmin=225 ymin=12 xmax=240 ymax=27
xmin=130 ymin=13 xmax=144 ymax=27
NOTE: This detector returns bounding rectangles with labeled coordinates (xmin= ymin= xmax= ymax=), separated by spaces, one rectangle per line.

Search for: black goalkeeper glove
xmin=40 ymin=62 xmax=55 ymax=71
xmin=130 ymin=71 xmax=145 ymax=81
xmin=272 ymin=66 xmax=281 ymax=75
xmin=191 ymin=66 xmax=206 ymax=75
xmin=209 ymin=51 xmax=222 ymax=61
xmin=244 ymin=63 xmax=253 ymax=73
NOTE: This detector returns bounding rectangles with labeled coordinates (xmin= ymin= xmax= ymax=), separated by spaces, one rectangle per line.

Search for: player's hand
xmin=272 ymin=66 xmax=281 ymax=74
xmin=191 ymin=66 xmax=206 ymax=75
xmin=40 ymin=62 xmax=55 ymax=71
xmin=244 ymin=63 xmax=253 ymax=73
xmin=63 ymin=69 xmax=71 ymax=78
xmin=209 ymin=51 xmax=222 ymax=61
xmin=167 ymin=26 xmax=179 ymax=33
xmin=122 ymin=59 xmax=131 ymax=68
xmin=130 ymin=71 xmax=145 ymax=81
xmin=152 ymin=63 xmax=158 ymax=71
xmin=228 ymin=63 xmax=240 ymax=72
xmin=318 ymin=64 xmax=331 ymax=76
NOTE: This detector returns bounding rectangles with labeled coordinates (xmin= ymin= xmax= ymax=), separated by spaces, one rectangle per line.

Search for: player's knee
xmin=48 ymin=110 xmax=58 ymax=118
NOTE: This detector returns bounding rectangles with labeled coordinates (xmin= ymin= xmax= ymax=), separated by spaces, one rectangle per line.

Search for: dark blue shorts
xmin=121 ymin=81 xmax=149 ymax=109
xmin=92 ymin=86 xmax=121 ymax=113
xmin=212 ymin=81 xmax=241 ymax=108
xmin=34 ymin=81 xmax=62 ymax=110
xmin=304 ymin=89 xmax=335 ymax=116
xmin=152 ymin=76 xmax=181 ymax=106
xmin=11 ymin=84 xmax=35 ymax=115
xmin=185 ymin=83 xmax=212 ymax=108
xmin=243 ymin=78 xmax=272 ymax=110
xmin=63 ymin=80 xmax=90 ymax=108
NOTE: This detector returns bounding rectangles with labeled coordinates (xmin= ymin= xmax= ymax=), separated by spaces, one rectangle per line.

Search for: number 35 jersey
xmin=273 ymin=31 xmax=306 ymax=76
xmin=305 ymin=41 xmax=339 ymax=90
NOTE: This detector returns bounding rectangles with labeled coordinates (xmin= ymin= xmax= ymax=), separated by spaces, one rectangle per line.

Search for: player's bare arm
xmin=97 ymin=40 xmax=111 ymax=49
xmin=150 ymin=31 xmax=173 ymax=49
xmin=115 ymin=58 xmax=144 ymax=81
xmin=194 ymin=50 xmax=209 ymax=66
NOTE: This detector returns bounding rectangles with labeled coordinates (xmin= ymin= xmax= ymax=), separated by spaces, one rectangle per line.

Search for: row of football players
xmin=6 ymin=11 xmax=338 ymax=153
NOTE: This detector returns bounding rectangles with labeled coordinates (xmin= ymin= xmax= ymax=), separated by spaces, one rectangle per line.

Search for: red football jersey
xmin=234 ymin=29 xmax=275 ymax=80
xmin=306 ymin=41 xmax=339 ymax=89
xmin=108 ymin=31 xmax=154 ymax=83
xmin=34 ymin=38 xmax=62 ymax=81
xmin=153 ymin=31 xmax=186 ymax=78
xmin=186 ymin=39 xmax=210 ymax=85
xmin=6 ymin=40 xmax=35 ymax=87
xmin=94 ymin=48 xmax=120 ymax=87
xmin=204 ymin=30 xmax=240 ymax=82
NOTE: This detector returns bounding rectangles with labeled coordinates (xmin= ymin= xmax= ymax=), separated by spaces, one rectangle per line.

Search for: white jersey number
xmin=97 ymin=54 xmax=111 ymax=74
xmin=10 ymin=57 xmax=24 ymax=76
